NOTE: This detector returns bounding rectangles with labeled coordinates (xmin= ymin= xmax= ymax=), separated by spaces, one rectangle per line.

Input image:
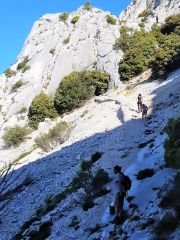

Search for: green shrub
xmin=28 ymin=92 xmax=58 ymax=129
xmin=11 ymin=80 xmax=24 ymax=92
xmin=119 ymin=30 xmax=157 ymax=81
xmin=3 ymin=125 xmax=29 ymax=147
xmin=17 ymin=61 xmax=26 ymax=70
xmin=92 ymin=169 xmax=111 ymax=189
xmin=161 ymin=14 xmax=180 ymax=35
xmin=164 ymin=118 xmax=180 ymax=168
xmin=151 ymin=34 xmax=180 ymax=77
xmin=12 ymin=149 xmax=34 ymax=165
xmin=4 ymin=68 xmax=16 ymax=78
xmin=138 ymin=10 xmax=150 ymax=22
xmin=54 ymin=70 xmax=109 ymax=114
xmin=59 ymin=13 xmax=69 ymax=22
xmin=114 ymin=26 xmax=132 ymax=51
xmin=106 ymin=15 xmax=116 ymax=25
xmin=49 ymin=48 xmax=55 ymax=55
xmin=63 ymin=37 xmax=70 ymax=44
xmin=84 ymin=1 xmax=91 ymax=11
xmin=71 ymin=16 xmax=80 ymax=24
xmin=35 ymin=121 xmax=70 ymax=152
xmin=22 ymin=65 xmax=30 ymax=73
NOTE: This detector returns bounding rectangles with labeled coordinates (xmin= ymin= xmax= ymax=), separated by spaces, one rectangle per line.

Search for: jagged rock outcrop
xmin=119 ymin=0 xmax=180 ymax=29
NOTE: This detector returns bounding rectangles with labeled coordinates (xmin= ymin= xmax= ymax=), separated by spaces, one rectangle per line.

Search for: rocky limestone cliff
xmin=119 ymin=0 xmax=180 ymax=29
xmin=0 ymin=7 xmax=122 ymax=137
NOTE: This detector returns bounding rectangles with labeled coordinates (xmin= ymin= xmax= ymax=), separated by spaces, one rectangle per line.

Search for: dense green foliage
xmin=71 ymin=16 xmax=80 ymax=24
xmin=106 ymin=15 xmax=116 ymax=25
xmin=3 ymin=125 xmax=29 ymax=147
xmin=54 ymin=70 xmax=109 ymax=114
xmin=35 ymin=122 xmax=70 ymax=152
xmin=164 ymin=118 xmax=180 ymax=168
xmin=84 ymin=1 xmax=91 ymax=11
xmin=119 ymin=29 xmax=156 ymax=81
xmin=161 ymin=14 xmax=180 ymax=35
xmin=118 ymin=14 xmax=180 ymax=81
xmin=11 ymin=80 xmax=24 ymax=92
xmin=59 ymin=13 xmax=69 ymax=22
xmin=28 ymin=93 xmax=58 ymax=129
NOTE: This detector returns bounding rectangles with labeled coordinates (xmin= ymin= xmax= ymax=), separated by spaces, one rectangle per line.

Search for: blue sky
xmin=0 ymin=0 xmax=131 ymax=74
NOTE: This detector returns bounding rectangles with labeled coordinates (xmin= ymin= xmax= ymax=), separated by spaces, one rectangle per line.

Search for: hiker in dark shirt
xmin=137 ymin=94 xmax=142 ymax=112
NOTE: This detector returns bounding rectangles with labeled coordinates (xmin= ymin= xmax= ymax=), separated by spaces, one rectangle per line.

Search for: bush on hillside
xmin=119 ymin=29 xmax=157 ymax=81
xmin=35 ymin=121 xmax=70 ymax=152
xmin=151 ymin=33 xmax=180 ymax=77
xmin=49 ymin=48 xmax=56 ymax=55
xmin=54 ymin=70 xmax=109 ymax=114
xmin=164 ymin=118 xmax=180 ymax=168
xmin=11 ymin=80 xmax=24 ymax=93
xmin=106 ymin=15 xmax=116 ymax=25
xmin=28 ymin=93 xmax=58 ymax=129
xmin=71 ymin=16 xmax=80 ymax=24
xmin=84 ymin=1 xmax=92 ymax=11
xmin=138 ymin=10 xmax=150 ymax=22
xmin=63 ymin=37 xmax=70 ymax=44
xmin=4 ymin=68 xmax=16 ymax=78
xmin=114 ymin=26 xmax=132 ymax=51
xmin=22 ymin=65 xmax=30 ymax=73
xmin=161 ymin=14 xmax=180 ymax=35
xmin=3 ymin=125 xmax=29 ymax=147
xmin=59 ymin=13 xmax=69 ymax=22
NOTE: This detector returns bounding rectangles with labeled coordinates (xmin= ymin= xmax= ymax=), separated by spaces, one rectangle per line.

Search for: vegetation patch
xmin=49 ymin=48 xmax=55 ymax=55
xmin=11 ymin=80 xmax=24 ymax=93
xmin=3 ymin=125 xmax=29 ymax=147
xmin=4 ymin=68 xmax=16 ymax=78
xmin=63 ymin=37 xmax=70 ymax=44
xmin=136 ymin=168 xmax=155 ymax=180
xmin=71 ymin=16 xmax=80 ymax=24
xmin=117 ymin=14 xmax=180 ymax=81
xmin=28 ymin=92 xmax=58 ymax=129
xmin=59 ymin=13 xmax=69 ymax=22
xmin=35 ymin=121 xmax=71 ymax=152
xmin=84 ymin=1 xmax=92 ymax=11
xmin=164 ymin=118 xmax=180 ymax=168
xmin=54 ymin=71 xmax=109 ymax=114
xmin=138 ymin=10 xmax=150 ymax=22
xmin=106 ymin=15 xmax=116 ymax=25
xmin=28 ymin=221 xmax=53 ymax=240
xmin=155 ymin=214 xmax=178 ymax=236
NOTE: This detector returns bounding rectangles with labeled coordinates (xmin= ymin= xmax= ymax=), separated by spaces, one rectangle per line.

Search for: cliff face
xmin=0 ymin=7 xmax=122 ymax=134
xmin=119 ymin=0 xmax=180 ymax=29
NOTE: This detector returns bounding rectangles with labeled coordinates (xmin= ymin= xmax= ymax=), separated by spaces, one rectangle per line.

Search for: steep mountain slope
xmin=0 ymin=69 xmax=180 ymax=240
xmin=119 ymin=0 xmax=180 ymax=29
xmin=0 ymin=0 xmax=180 ymax=239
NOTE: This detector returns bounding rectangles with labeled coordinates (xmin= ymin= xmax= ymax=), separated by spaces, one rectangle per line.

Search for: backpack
xmin=121 ymin=174 xmax=132 ymax=191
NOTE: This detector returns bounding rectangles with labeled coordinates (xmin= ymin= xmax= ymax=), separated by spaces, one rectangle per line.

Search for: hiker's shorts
xmin=114 ymin=192 xmax=125 ymax=209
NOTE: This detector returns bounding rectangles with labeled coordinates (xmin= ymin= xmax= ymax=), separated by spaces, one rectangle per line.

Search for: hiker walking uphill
xmin=142 ymin=104 xmax=148 ymax=122
xmin=137 ymin=94 xmax=142 ymax=112
xmin=113 ymin=166 xmax=131 ymax=224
